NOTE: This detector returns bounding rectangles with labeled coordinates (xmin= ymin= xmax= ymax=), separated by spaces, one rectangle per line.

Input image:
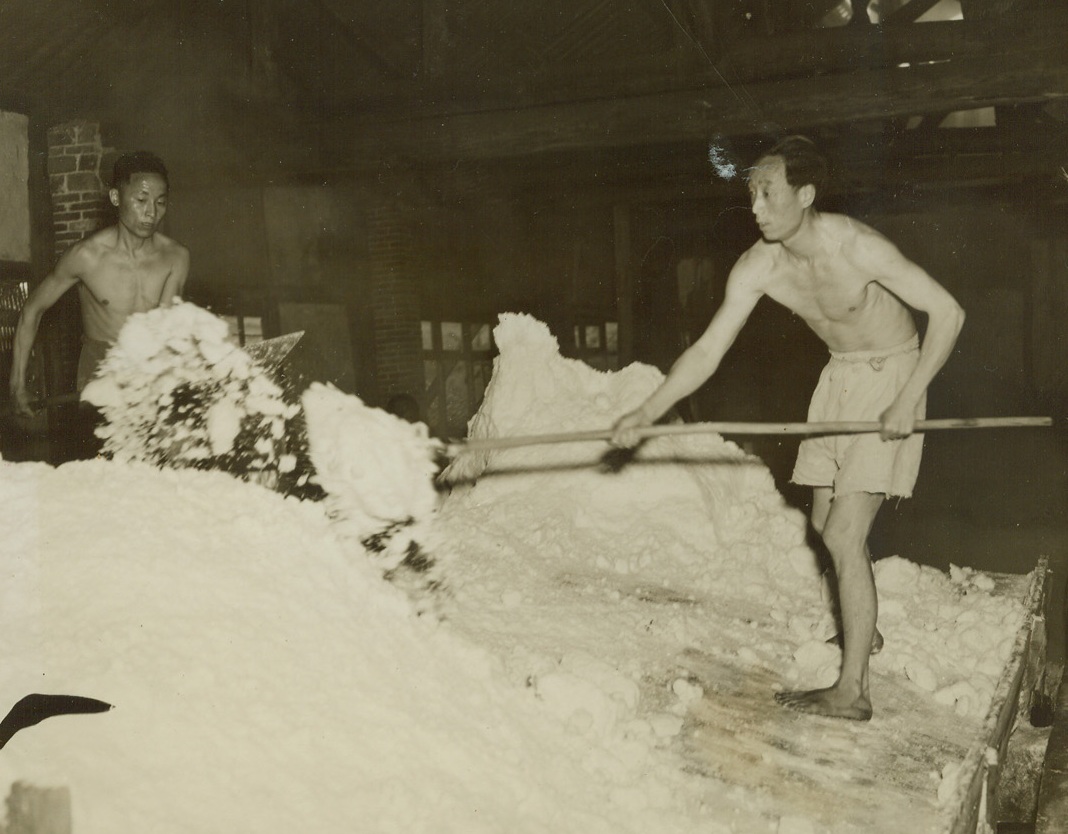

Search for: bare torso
xmin=611 ymin=183 xmax=964 ymax=475
xmin=749 ymin=213 xmax=917 ymax=353
xmin=74 ymin=226 xmax=187 ymax=343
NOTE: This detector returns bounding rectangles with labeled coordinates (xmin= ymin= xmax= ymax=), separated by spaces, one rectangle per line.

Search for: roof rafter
xmin=883 ymin=0 xmax=944 ymax=24
xmin=316 ymin=0 xmax=420 ymax=80
xmin=322 ymin=8 xmax=1068 ymax=166
xmin=657 ymin=0 xmax=722 ymax=61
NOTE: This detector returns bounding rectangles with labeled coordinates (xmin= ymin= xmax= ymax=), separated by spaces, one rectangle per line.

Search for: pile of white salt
xmin=301 ymin=381 xmax=442 ymax=569
xmin=0 ymin=310 xmax=1033 ymax=833
xmin=82 ymin=300 xmax=299 ymax=481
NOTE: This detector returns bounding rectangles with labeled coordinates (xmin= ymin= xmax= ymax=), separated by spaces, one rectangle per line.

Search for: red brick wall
xmin=40 ymin=121 xmax=116 ymax=419
xmin=45 ymin=121 xmax=115 ymax=257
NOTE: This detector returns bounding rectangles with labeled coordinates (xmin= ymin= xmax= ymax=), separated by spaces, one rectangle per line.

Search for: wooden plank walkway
xmin=671 ymin=563 xmax=1046 ymax=834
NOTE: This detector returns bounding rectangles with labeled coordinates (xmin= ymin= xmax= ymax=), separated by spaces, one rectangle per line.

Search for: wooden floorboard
xmin=666 ymin=569 xmax=1041 ymax=834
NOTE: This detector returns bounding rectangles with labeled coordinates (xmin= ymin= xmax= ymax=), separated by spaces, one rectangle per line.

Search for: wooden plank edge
xmin=945 ymin=555 xmax=1049 ymax=834
xmin=1035 ymin=660 xmax=1068 ymax=833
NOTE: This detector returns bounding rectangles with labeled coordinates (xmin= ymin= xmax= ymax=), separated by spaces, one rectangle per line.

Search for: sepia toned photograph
xmin=0 ymin=2 xmax=1065 ymax=832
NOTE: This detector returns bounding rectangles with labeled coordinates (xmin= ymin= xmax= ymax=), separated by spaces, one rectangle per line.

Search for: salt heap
xmin=440 ymin=313 xmax=823 ymax=599
xmin=82 ymin=300 xmax=302 ymax=484
xmin=302 ymin=381 xmax=442 ymax=569
xmin=0 ymin=460 xmax=706 ymax=834
xmin=0 ymin=311 xmax=1032 ymax=834
xmin=432 ymin=315 xmax=832 ymax=765
xmin=434 ymin=313 xmax=1026 ymax=760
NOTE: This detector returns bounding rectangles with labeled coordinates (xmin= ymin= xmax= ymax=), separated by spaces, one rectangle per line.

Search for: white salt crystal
xmin=778 ymin=814 xmax=817 ymax=834
xmin=904 ymin=659 xmax=938 ymax=692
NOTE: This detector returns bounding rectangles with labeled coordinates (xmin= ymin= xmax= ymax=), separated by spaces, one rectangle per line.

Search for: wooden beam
xmin=715 ymin=13 xmax=1063 ymax=84
xmin=313 ymin=8 xmax=1066 ymax=115
xmin=316 ymin=0 xmax=420 ymax=80
xmin=329 ymin=29 xmax=1068 ymax=166
xmin=883 ymin=0 xmax=944 ymax=24
xmin=959 ymin=0 xmax=1026 ymax=21
xmin=658 ymin=0 xmax=722 ymax=62
xmin=478 ymin=121 xmax=1068 ymax=202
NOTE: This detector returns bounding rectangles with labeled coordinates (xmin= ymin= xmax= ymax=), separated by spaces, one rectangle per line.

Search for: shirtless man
xmin=9 ymin=151 xmax=189 ymax=418
xmin=612 ymin=136 xmax=965 ymax=720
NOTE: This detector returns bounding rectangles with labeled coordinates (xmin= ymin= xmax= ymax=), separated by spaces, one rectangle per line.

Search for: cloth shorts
xmin=791 ymin=335 xmax=925 ymax=499
xmin=77 ymin=336 xmax=111 ymax=392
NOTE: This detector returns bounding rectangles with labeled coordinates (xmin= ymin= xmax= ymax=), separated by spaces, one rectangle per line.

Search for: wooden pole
xmin=450 ymin=416 xmax=1054 ymax=454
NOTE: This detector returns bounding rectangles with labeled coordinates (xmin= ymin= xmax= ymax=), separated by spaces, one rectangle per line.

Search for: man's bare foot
xmin=825 ymin=628 xmax=884 ymax=655
xmin=774 ymin=685 xmax=873 ymax=721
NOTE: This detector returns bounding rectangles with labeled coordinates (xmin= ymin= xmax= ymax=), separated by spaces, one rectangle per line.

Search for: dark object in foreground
xmin=0 ymin=694 xmax=113 ymax=750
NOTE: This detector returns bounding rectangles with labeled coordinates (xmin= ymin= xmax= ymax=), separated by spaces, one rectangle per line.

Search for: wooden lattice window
xmin=221 ymin=313 xmax=264 ymax=347
xmin=0 ymin=280 xmax=28 ymax=353
xmin=0 ymin=279 xmax=29 ymax=410
xmin=421 ymin=320 xmax=495 ymax=437
xmin=572 ymin=320 xmax=619 ymax=371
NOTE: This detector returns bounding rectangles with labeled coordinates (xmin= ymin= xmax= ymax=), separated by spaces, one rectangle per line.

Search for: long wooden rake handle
xmin=449 ymin=416 xmax=1053 ymax=454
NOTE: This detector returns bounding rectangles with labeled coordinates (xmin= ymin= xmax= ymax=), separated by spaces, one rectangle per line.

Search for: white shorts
xmin=791 ymin=336 xmax=925 ymax=499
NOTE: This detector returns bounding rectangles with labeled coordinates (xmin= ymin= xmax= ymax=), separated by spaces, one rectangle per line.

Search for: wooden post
xmin=613 ymin=203 xmax=634 ymax=367
xmin=1036 ymin=660 xmax=1068 ymax=832
xmin=1029 ymin=237 xmax=1068 ymax=408
xmin=4 ymin=783 xmax=72 ymax=834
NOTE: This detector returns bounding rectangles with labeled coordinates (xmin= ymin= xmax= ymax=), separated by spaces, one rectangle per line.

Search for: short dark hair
xmin=112 ymin=151 xmax=169 ymax=189
xmin=757 ymin=135 xmax=829 ymax=201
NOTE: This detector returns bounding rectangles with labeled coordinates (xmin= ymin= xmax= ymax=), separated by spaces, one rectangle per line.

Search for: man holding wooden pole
xmin=611 ymin=135 xmax=966 ymax=720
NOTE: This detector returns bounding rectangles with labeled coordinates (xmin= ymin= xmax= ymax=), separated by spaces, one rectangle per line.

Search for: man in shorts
xmin=611 ymin=136 xmax=965 ymax=720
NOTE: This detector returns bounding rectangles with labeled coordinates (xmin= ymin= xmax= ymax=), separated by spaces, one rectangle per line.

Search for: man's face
xmin=111 ymin=173 xmax=168 ymax=238
xmin=747 ymin=156 xmax=806 ymax=242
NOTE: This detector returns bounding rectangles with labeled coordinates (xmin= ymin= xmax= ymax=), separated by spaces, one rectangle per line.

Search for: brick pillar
xmin=368 ymin=201 xmax=423 ymax=405
xmin=45 ymin=121 xmax=114 ymax=256
xmin=40 ymin=122 xmax=116 ymax=458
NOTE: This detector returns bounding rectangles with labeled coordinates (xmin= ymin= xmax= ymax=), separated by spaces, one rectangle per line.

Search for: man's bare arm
xmin=852 ymin=231 xmax=965 ymax=437
xmin=159 ymin=244 xmax=190 ymax=303
xmin=8 ymin=248 xmax=87 ymax=414
xmin=612 ymin=254 xmax=765 ymax=444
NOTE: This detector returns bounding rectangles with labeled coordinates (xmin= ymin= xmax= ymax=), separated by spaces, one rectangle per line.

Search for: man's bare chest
xmin=82 ymin=256 xmax=171 ymax=310
xmin=765 ymin=264 xmax=875 ymax=324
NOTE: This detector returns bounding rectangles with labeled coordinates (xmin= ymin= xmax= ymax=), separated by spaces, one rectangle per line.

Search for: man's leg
xmin=813 ymin=487 xmax=884 ymax=655
xmin=776 ymin=488 xmax=884 ymax=720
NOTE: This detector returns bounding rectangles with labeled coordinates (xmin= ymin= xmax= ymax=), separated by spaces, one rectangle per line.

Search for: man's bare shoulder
xmin=152 ymin=232 xmax=187 ymax=255
xmin=822 ymin=212 xmax=889 ymax=249
xmin=153 ymin=232 xmax=189 ymax=262
xmin=57 ymin=227 xmax=117 ymax=273
xmin=68 ymin=225 xmax=115 ymax=255
xmin=727 ymin=238 xmax=778 ymax=291
xmin=823 ymin=213 xmax=909 ymax=272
